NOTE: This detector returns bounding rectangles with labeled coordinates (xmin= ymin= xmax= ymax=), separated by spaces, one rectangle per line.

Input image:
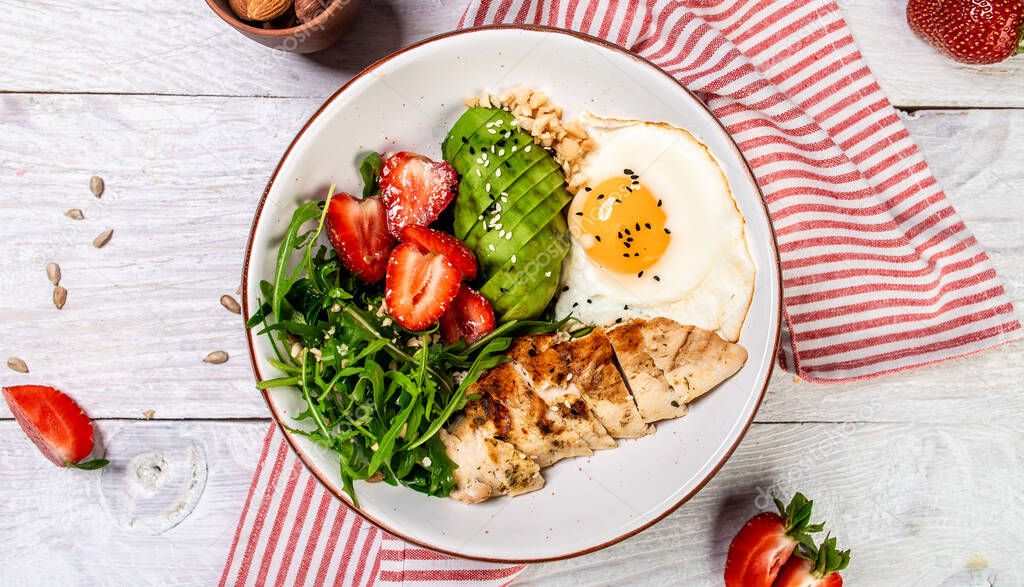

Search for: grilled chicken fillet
xmin=441 ymin=416 xmax=544 ymax=504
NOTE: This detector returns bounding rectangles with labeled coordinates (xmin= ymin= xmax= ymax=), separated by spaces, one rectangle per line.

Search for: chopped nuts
xmin=65 ymin=208 xmax=85 ymax=220
xmin=471 ymin=87 xmax=592 ymax=192
xmin=7 ymin=357 xmax=29 ymax=373
xmin=46 ymin=262 xmax=61 ymax=286
xmin=142 ymin=409 xmax=156 ymax=420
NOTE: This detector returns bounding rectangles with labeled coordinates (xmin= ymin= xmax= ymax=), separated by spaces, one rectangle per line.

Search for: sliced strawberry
xmin=439 ymin=285 xmax=496 ymax=345
xmin=3 ymin=385 xmax=102 ymax=468
xmin=399 ymin=225 xmax=478 ymax=280
xmin=384 ymin=243 xmax=461 ymax=331
xmin=379 ymin=152 xmax=458 ymax=237
xmin=324 ymin=192 xmax=395 ymax=284
xmin=725 ymin=493 xmax=823 ymax=587
xmin=773 ymin=536 xmax=850 ymax=587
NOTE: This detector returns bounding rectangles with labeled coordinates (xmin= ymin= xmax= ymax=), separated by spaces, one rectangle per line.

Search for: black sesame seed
xmin=630 ymin=174 xmax=639 ymax=180
xmin=617 ymin=231 xmax=623 ymax=239
xmin=575 ymin=211 xmax=583 ymax=216
xmin=497 ymin=139 xmax=507 ymax=147
xmin=664 ymin=228 xmax=671 ymax=234
xmin=624 ymin=242 xmax=631 ymax=248
xmin=469 ymin=146 xmax=476 ymax=154
xmin=634 ymin=252 xmax=640 ymax=257
xmin=597 ymin=194 xmax=605 ymax=200
xmin=624 ymin=228 xmax=631 ymax=235
xmin=626 ymin=237 xmax=634 ymax=242
xmin=594 ymin=235 xmax=602 ymax=242
xmin=586 ymin=299 xmax=592 ymax=304
xmin=461 ymin=136 xmax=469 ymax=143
xmin=572 ymin=302 xmax=579 ymax=307
xmin=615 ymin=198 xmax=623 ymax=203
xmin=654 ymin=275 xmax=661 ymax=281
xmin=635 ymin=222 xmax=641 ymax=231
xmin=637 ymin=271 xmax=644 ymax=278
xmin=562 ymin=285 xmax=570 ymax=292
xmin=489 ymin=193 xmax=495 ymax=200
xmin=624 ymin=304 xmax=629 ymax=310
xmin=500 ymin=287 xmax=509 ymax=293
xmin=622 ymin=253 xmax=630 ymax=258
xmin=584 ymin=187 xmax=592 ymax=192
xmin=615 ymin=318 xmax=623 ymax=324
xmin=645 ymin=223 xmax=651 ymax=229
xmin=623 ymin=168 xmax=634 ymax=175
xmin=504 ymin=161 xmax=511 ymax=168
xmin=657 ymin=199 xmax=662 ymax=207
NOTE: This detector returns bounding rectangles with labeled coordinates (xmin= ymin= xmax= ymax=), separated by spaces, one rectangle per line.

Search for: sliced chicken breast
xmin=606 ymin=320 xmax=686 ymax=423
xmin=463 ymin=361 xmax=593 ymax=466
xmin=441 ymin=416 xmax=544 ymax=504
xmin=507 ymin=335 xmax=616 ymax=451
xmin=638 ymin=317 xmax=748 ymax=403
xmin=555 ymin=328 xmax=653 ymax=438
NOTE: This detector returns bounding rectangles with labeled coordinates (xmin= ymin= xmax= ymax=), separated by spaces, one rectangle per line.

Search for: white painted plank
xmin=1 ymin=420 xmax=1019 ymax=586
xmin=1 ymin=96 xmax=1021 ymax=421
xmin=1 ymin=0 xmax=1022 ymax=107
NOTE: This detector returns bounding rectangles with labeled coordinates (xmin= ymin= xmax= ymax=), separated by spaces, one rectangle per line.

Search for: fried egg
xmin=555 ymin=114 xmax=755 ymax=342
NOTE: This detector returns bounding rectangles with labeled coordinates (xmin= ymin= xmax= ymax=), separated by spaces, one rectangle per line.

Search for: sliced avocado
xmin=474 ymin=185 xmax=570 ymax=275
xmin=502 ymin=263 xmax=563 ymax=322
xmin=442 ymin=107 xmax=503 ymax=164
xmin=467 ymin=169 xmax=570 ymax=253
xmin=459 ymin=157 xmax=554 ymax=242
xmin=479 ymin=225 xmax=570 ymax=316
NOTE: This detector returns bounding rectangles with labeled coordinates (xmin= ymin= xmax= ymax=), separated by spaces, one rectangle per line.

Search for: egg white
xmin=555 ymin=114 xmax=755 ymax=342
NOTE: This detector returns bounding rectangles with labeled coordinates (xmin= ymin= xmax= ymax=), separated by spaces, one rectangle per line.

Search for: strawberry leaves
xmin=797 ymin=534 xmax=852 ymax=579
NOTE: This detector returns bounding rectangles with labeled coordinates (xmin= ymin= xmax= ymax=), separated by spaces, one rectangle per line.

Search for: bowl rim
xmin=241 ymin=23 xmax=783 ymax=564
xmin=204 ymin=0 xmax=354 ymax=37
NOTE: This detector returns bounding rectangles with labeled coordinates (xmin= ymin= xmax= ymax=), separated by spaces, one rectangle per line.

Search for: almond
xmin=228 ymin=0 xmax=293 ymax=21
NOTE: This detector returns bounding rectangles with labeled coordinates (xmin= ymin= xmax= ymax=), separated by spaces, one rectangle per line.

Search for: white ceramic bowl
xmin=243 ymin=25 xmax=782 ymax=562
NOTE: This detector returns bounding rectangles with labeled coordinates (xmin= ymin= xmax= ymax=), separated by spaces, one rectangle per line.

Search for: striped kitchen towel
xmin=222 ymin=1 xmax=1022 ymax=585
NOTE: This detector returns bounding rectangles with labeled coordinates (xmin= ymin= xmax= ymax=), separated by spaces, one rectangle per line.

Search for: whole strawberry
xmin=908 ymin=0 xmax=1024 ymax=64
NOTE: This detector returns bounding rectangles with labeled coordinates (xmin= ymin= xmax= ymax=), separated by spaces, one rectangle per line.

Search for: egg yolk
xmin=572 ymin=174 xmax=669 ymax=274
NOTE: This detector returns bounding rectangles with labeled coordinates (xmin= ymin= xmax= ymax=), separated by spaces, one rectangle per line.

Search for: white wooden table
xmin=1 ymin=2 xmax=1022 ymax=585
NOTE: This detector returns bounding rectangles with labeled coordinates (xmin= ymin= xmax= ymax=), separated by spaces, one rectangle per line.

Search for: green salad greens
xmin=248 ymin=160 xmax=582 ymax=504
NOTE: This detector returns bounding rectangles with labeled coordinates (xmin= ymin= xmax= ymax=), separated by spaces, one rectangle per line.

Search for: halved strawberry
xmin=384 ymin=243 xmax=461 ymax=331
xmin=773 ymin=536 xmax=850 ymax=587
xmin=725 ymin=493 xmax=824 ymax=587
xmin=439 ymin=284 xmax=496 ymax=345
xmin=380 ymin=152 xmax=458 ymax=237
xmin=399 ymin=225 xmax=478 ymax=280
xmin=324 ymin=192 xmax=395 ymax=284
xmin=3 ymin=385 xmax=107 ymax=469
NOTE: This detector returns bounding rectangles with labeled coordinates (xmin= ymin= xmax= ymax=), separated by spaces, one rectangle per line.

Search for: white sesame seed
xmin=510 ymin=255 xmax=517 ymax=264
xmin=490 ymin=145 xmax=495 ymax=153
xmin=488 ymin=244 xmax=496 ymax=251
xmin=476 ymin=169 xmax=482 ymax=176
xmin=499 ymin=230 xmax=506 ymax=238
xmin=422 ymin=457 xmax=432 ymax=467
xmin=545 ymin=271 xmax=551 ymax=277
xmin=495 ymin=168 xmax=502 ymax=177
xmin=511 ymin=146 xmax=518 ymax=152
xmin=505 ymin=232 xmax=512 ymax=240
xmin=566 ymin=372 xmax=573 ymax=381
xmin=524 ymin=145 xmax=532 ymax=152
xmin=488 ymin=129 xmax=497 ymax=134
xmin=500 ymin=195 xmax=508 ymax=203
xmin=495 ymin=204 xmax=501 ymax=212
xmin=478 ymin=215 xmax=484 ymax=221
xmin=476 ymin=158 xmax=483 ymax=164
xmin=498 ymin=149 xmax=505 ymax=156
xmin=485 ymin=183 xmax=491 ymax=192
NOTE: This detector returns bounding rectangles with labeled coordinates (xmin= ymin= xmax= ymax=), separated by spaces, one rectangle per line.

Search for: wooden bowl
xmin=205 ymin=0 xmax=360 ymax=54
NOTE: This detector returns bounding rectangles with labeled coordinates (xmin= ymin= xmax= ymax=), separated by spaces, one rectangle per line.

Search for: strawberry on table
xmin=907 ymin=0 xmax=1024 ymax=64
xmin=439 ymin=284 xmax=496 ymax=345
xmin=399 ymin=225 xmax=478 ymax=280
xmin=324 ymin=192 xmax=395 ymax=284
xmin=3 ymin=385 xmax=107 ymax=469
xmin=384 ymin=242 xmax=461 ymax=331
xmin=773 ymin=536 xmax=850 ymax=587
xmin=380 ymin=152 xmax=458 ymax=237
xmin=724 ymin=493 xmax=824 ymax=587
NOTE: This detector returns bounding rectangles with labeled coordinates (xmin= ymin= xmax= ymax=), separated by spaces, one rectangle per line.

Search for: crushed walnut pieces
xmin=465 ymin=87 xmax=595 ymax=193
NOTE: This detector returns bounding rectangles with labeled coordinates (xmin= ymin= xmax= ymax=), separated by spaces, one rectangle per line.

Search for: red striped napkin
xmin=222 ymin=1 xmax=1021 ymax=584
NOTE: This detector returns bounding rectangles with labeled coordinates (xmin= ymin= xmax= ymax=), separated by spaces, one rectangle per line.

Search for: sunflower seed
xmin=53 ymin=286 xmax=67 ymax=309
xmin=203 ymin=350 xmax=229 ymax=364
xmin=93 ymin=229 xmax=113 ymax=248
xmin=65 ymin=208 xmax=85 ymax=220
xmin=90 ymin=176 xmax=105 ymax=198
xmin=142 ymin=409 xmax=156 ymax=420
xmin=46 ymin=262 xmax=61 ymax=286
xmin=6 ymin=357 xmax=28 ymax=373
xmin=220 ymin=294 xmax=241 ymax=314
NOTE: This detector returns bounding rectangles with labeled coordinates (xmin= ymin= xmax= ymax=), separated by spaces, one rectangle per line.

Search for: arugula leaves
xmin=249 ymin=187 xmax=575 ymax=504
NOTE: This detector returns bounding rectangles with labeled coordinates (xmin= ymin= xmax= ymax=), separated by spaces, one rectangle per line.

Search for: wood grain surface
xmin=1 ymin=1 xmax=1022 ymax=586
